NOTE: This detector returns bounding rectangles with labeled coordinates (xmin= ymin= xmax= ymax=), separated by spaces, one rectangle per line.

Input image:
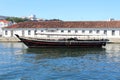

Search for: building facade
xmin=2 ymin=21 xmax=120 ymax=42
xmin=0 ymin=20 xmax=12 ymax=36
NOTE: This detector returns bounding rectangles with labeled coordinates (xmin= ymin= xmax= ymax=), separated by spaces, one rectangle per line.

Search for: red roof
xmin=4 ymin=21 xmax=120 ymax=28
xmin=0 ymin=20 xmax=10 ymax=23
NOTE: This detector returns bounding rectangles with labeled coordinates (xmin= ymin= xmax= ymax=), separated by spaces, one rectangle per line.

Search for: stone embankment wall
xmin=0 ymin=37 xmax=20 ymax=42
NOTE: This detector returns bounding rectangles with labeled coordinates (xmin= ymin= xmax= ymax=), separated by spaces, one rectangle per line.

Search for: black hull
xmin=15 ymin=34 xmax=108 ymax=48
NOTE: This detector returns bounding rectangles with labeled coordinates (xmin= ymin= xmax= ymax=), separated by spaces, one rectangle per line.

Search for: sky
xmin=0 ymin=0 xmax=120 ymax=21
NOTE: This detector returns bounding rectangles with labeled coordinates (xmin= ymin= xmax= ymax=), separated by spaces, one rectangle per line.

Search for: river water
xmin=0 ymin=42 xmax=120 ymax=80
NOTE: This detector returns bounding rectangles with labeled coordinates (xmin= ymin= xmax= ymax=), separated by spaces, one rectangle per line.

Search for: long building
xmin=2 ymin=20 xmax=120 ymax=42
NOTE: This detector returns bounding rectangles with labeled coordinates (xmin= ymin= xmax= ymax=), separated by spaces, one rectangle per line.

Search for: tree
xmin=6 ymin=17 xmax=29 ymax=23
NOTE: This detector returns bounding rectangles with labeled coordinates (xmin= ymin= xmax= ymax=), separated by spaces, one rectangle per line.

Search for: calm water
xmin=0 ymin=42 xmax=120 ymax=80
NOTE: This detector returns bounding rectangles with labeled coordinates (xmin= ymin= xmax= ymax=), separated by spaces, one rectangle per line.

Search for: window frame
xmin=34 ymin=30 xmax=37 ymax=35
xmin=5 ymin=30 xmax=8 ymax=35
xmin=82 ymin=30 xmax=85 ymax=33
xmin=89 ymin=30 xmax=92 ymax=33
xmin=28 ymin=30 xmax=31 ymax=35
xmin=104 ymin=30 xmax=107 ymax=35
xmin=61 ymin=30 xmax=64 ymax=33
xmin=68 ymin=30 xmax=71 ymax=33
xmin=75 ymin=30 xmax=78 ymax=33
xmin=41 ymin=30 xmax=44 ymax=32
xmin=112 ymin=30 xmax=115 ymax=36
xmin=96 ymin=30 xmax=100 ymax=34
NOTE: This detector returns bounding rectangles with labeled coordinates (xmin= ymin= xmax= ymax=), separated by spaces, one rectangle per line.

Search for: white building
xmin=27 ymin=14 xmax=36 ymax=21
xmin=2 ymin=21 xmax=120 ymax=42
xmin=0 ymin=20 xmax=12 ymax=36
xmin=21 ymin=15 xmax=36 ymax=20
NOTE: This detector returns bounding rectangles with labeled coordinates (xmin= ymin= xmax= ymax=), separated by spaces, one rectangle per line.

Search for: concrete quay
xmin=0 ymin=37 xmax=20 ymax=42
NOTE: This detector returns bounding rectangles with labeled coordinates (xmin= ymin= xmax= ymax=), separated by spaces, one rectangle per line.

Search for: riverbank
xmin=0 ymin=37 xmax=20 ymax=42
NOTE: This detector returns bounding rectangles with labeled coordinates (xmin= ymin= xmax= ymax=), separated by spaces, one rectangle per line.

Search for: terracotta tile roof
xmin=0 ymin=20 xmax=10 ymax=23
xmin=5 ymin=21 xmax=120 ymax=28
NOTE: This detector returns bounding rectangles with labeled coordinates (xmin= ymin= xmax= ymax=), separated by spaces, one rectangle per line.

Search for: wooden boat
xmin=15 ymin=34 xmax=108 ymax=48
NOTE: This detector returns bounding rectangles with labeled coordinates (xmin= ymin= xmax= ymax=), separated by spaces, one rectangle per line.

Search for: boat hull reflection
xmin=25 ymin=47 xmax=106 ymax=59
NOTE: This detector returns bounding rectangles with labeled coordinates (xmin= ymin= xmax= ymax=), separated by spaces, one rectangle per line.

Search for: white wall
xmin=2 ymin=28 xmax=120 ymax=39
xmin=2 ymin=28 xmax=37 ymax=37
xmin=0 ymin=28 xmax=2 ymax=36
xmin=0 ymin=21 xmax=13 ymax=36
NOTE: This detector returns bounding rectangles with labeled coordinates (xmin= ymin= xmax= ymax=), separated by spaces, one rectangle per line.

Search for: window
xmin=96 ymin=30 xmax=100 ymax=33
xmin=61 ymin=30 xmax=64 ymax=33
xmin=75 ymin=30 xmax=78 ymax=33
xmin=47 ymin=30 xmax=56 ymax=32
xmin=50 ymin=30 xmax=54 ymax=32
xmin=22 ymin=30 xmax=24 ymax=37
xmin=89 ymin=30 xmax=92 ymax=33
xmin=34 ymin=30 xmax=37 ymax=35
xmin=5 ymin=30 xmax=8 ymax=35
xmin=28 ymin=30 xmax=31 ymax=35
xmin=104 ymin=30 xmax=107 ymax=35
xmin=112 ymin=30 xmax=115 ymax=36
xmin=68 ymin=30 xmax=71 ymax=33
xmin=82 ymin=30 xmax=85 ymax=33
xmin=41 ymin=30 xmax=43 ymax=32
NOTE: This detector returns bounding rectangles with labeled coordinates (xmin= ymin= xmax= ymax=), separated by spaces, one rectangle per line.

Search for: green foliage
xmin=45 ymin=19 xmax=63 ymax=21
xmin=6 ymin=17 xmax=29 ymax=23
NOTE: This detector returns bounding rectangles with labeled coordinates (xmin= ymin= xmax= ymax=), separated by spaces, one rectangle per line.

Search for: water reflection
xmin=105 ymin=43 xmax=120 ymax=52
xmin=1 ymin=42 xmax=120 ymax=62
xmin=24 ymin=47 xmax=106 ymax=59
xmin=1 ymin=42 xmax=120 ymax=80
xmin=0 ymin=42 xmax=27 ymax=49
xmin=104 ymin=44 xmax=120 ymax=62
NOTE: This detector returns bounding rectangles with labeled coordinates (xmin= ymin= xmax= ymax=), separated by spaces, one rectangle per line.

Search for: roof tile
xmin=5 ymin=21 xmax=120 ymax=28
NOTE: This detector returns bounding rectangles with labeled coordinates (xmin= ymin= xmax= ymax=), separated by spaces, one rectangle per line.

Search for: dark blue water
xmin=0 ymin=42 xmax=120 ymax=80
